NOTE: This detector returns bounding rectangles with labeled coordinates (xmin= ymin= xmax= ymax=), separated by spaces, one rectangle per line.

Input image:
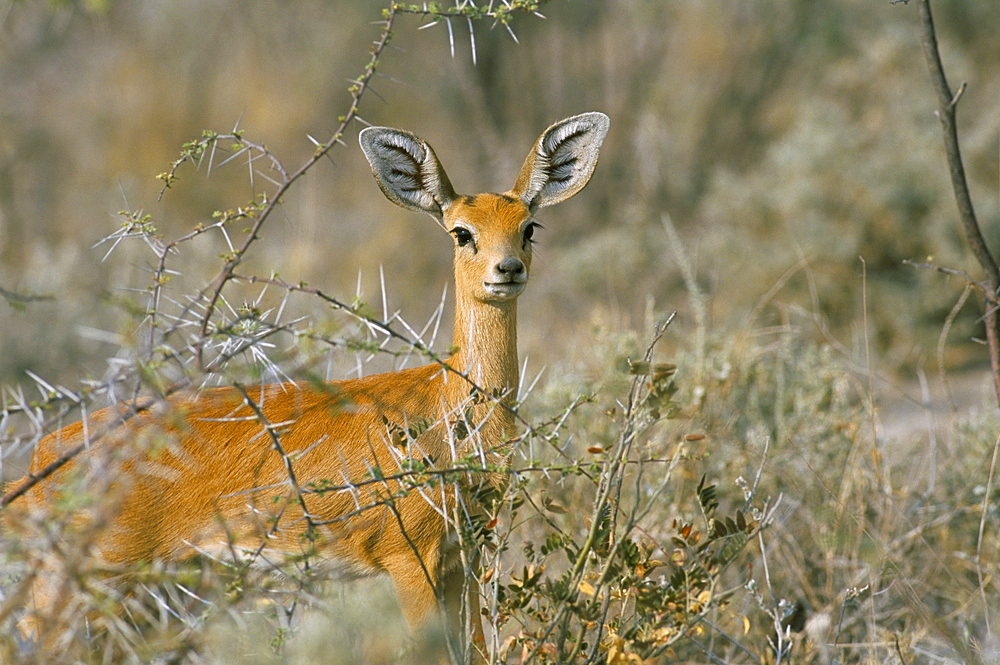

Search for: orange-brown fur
xmin=5 ymin=112 xmax=609 ymax=663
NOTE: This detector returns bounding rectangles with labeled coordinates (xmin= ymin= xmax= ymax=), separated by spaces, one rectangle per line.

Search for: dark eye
xmin=523 ymin=222 xmax=540 ymax=246
xmin=451 ymin=227 xmax=474 ymax=248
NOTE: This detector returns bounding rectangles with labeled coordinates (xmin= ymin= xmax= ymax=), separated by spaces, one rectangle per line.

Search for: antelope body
xmin=6 ymin=112 xmax=609 ymax=662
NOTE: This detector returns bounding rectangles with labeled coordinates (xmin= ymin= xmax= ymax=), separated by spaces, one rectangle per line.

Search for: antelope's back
xmin=10 ymin=363 xmax=458 ymax=566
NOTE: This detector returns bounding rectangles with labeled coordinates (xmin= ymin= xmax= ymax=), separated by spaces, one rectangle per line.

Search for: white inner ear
xmin=543 ymin=119 xmax=592 ymax=154
xmin=360 ymin=127 xmax=457 ymax=218
xmin=511 ymin=112 xmax=609 ymax=210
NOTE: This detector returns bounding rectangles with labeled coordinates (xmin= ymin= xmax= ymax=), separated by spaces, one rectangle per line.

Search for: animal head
xmin=360 ymin=112 xmax=609 ymax=304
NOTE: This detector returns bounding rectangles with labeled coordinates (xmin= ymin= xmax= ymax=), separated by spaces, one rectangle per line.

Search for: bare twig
xmin=0 ymin=284 xmax=54 ymax=306
xmin=903 ymin=260 xmax=997 ymax=304
xmin=913 ymin=0 xmax=1000 ymax=406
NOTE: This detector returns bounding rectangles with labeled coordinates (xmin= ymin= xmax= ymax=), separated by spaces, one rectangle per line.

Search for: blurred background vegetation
xmin=3 ymin=2 xmax=1000 ymax=662
xmin=1 ymin=0 xmax=997 ymax=392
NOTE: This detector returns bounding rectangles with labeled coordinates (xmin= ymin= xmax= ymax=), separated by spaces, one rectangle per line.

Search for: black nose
xmin=497 ymin=258 xmax=525 ymax=276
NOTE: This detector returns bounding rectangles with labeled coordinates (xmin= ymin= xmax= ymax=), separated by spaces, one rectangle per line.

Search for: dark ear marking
xmin=509 ymin=112 xmax=609 ymax=211
xmin=359 ymin=127 xmax=458 ymax=219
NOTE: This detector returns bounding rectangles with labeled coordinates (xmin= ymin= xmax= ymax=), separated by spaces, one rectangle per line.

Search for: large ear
xmin=509 ymin=112 xmax=609 ymax=210
xmin=359 ymin=127 xmax=458 ymax=220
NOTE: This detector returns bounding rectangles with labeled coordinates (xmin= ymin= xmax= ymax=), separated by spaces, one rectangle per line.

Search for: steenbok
xmin=6 ymin=112 xmax=609 ymax=663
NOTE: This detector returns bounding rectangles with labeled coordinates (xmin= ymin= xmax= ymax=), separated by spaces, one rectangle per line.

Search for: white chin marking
xmin=484 ymin=282 xmax=525 ymax=299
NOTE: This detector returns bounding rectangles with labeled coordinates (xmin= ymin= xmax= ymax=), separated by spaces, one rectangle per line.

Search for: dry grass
xmin=2 ymin=1 xmax=999 ymax=663
xmin=3 ymin=309 xmax=997 ymax=663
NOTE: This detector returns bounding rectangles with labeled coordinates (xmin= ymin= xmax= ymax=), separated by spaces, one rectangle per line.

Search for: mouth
xmin=483 ymin=281 xmax=526 ymax=299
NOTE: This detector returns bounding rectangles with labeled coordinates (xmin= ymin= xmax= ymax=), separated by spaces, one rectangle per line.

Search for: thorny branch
xmin=236 ymin=273 xmax=535 ymax=429
xmin=1 ymin=396 xmax=159 ymax=508
xmin=0 ymin=0 xmax=566 ymax=514
xmin=392 ymin=0 xmax=552 ymax=21
xmin=232 ymin=383 xmax=320 ymax=562
xmin=188 ymin=9 xmax=398 ymax=369
xmin=1 ymin=2 xmax=561 ymax=518
xmin=0 ymin=8 xmax=399 ymax=510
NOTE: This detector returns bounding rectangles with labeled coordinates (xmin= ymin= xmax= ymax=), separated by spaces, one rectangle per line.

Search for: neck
xmin=445 ymin=291 xmax=519 ymax=486
xmin=448 ymin=293 xmax=520 ymax=407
